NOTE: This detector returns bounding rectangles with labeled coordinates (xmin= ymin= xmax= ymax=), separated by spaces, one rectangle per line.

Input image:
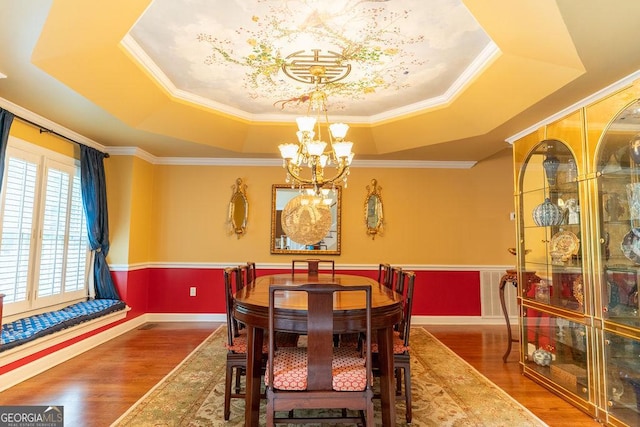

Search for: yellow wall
xmin=120 ymin=148 xmax=517 ymax=266
xmin=6 ymin=120 xmax=517 ymax=266
xmin=104 ymin=156 xmax=134 ymax=265
xmin=9 ymin=120 xmax=77 ymax=158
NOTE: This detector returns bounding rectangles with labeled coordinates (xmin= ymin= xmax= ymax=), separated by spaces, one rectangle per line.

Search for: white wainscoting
xmin=480 ymin=269 xmax=518 ymax=322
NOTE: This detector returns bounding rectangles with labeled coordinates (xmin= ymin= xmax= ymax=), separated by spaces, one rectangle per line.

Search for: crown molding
xmin=110 ymin=154 xmax=476 ymax=168
xmin=0 ymin=97 xmax=107 ymax=152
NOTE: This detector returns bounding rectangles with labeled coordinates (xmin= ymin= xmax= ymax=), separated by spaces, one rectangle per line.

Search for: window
xmin=0 ymin=138 xmax=89 ymax=317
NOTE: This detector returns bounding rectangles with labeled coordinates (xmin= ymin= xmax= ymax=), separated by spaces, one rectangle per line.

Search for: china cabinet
xmin=513 ymin=78 xmax=640 ymax=426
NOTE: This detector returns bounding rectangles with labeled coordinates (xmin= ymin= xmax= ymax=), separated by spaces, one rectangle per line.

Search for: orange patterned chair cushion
xmin=266 ymin=347 xmax=367 ymax=391
xmin=225 ymin=330 xmax=299 ymax=354
xmin=370 ymin=331 xmax=409 ymax=354
xmin=225 ymin=330 xmax=263 ymax=353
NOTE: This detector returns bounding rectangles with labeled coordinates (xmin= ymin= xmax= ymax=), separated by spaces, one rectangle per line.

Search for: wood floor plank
xmin=0 ymin=322 xmax=602 ymax=426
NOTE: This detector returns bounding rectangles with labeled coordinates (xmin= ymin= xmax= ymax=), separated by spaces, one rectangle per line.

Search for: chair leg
xmin=365 ymin=400 xmax=375 ymax=426
xmin=266 ymin=390 xmax=274 ymax=427
xmin=235 ymin=367 xmax=243 ymax=393
xmin=224 ymin=364 xmax=233 ymax=420
xmin=395 ymin=367 xmax=402 ymax=395
xmin=403 ymin=365 xmax=412 ymax=423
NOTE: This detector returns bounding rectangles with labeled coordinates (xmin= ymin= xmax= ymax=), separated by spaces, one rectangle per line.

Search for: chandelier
xmin=278 ymin=54 xmax=354 ymax=195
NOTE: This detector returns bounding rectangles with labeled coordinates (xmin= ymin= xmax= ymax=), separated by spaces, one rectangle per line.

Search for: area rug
xmin=111 ymin=326 xmax=546 ymax=427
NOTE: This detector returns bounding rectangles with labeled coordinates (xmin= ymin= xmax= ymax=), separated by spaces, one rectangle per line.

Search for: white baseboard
xmin=144 ymin=313 xmax=226 ymax=323
xmin=412 ymin=315 xmax=519 ymax=326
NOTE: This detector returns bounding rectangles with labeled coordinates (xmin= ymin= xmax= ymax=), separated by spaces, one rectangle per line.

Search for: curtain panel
xmin=80 ymin=146 xmax=120 ymax=300
xmin=0 ymin=109 xmax=15 ymax=190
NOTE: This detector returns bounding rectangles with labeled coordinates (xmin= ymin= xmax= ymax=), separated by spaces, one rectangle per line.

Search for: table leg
xmin=499 ymin=271 xmax=518 ymax=363
xmin=244 ymin=325 xmax=263 ymax=427
xmin=377 ymin=326 xmax=396 ymax=426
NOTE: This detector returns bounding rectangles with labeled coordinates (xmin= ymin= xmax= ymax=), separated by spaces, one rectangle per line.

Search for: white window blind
xmin=38 ymin=166 xmax=69 ymax=298
xmin=65 ymin=171 xmax=88 ymax=293
xmin=0 ymin=139 xmax=89 ymax=316
xmin=0 ymin=156 xmax=37 ymax=307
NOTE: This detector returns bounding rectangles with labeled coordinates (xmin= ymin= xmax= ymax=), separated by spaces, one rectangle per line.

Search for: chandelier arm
xmin=284 ymin=159 xmax=348 ymax=189
xmin=284 ymin=160 xmax=315 ymax=185
xmin=324 ymin=161 xmax=349 ymax=185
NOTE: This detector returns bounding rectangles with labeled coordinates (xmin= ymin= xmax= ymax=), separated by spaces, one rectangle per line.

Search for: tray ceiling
xmin=1 ymin=1 xmax=640 ymax=161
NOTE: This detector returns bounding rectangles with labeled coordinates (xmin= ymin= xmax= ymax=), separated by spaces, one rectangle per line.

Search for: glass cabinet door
xmin=596 ymin=100 xmax=640 ymax=330
xmin=520 ymin=140 xmax=584 ymax=313
xmin=604 ymin=330 xmax=640 ymax=426
xmin=522 ymin=307 xmax=590 ymax=399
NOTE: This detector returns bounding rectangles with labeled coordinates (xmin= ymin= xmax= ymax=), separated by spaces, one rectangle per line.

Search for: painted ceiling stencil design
xmin=128 ymin=0 xmax=494 ymax=119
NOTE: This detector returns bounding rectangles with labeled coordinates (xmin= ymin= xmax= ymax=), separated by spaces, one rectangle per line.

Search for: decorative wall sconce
xmin=364 ymin=179 xmax=384 ymax=239
xmin=228 ymin=178 xmax=248 ymax=238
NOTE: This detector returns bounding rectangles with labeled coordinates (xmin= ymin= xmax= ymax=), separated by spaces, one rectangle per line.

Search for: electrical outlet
xmin=509 ymin=212 xmax=516 ymax=221
xmin=189 ymin=287 xmax=196 ymax=297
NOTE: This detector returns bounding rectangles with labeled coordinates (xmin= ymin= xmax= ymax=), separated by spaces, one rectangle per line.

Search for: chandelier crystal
xmin=278 ymin=64 xmax=354 ymax=194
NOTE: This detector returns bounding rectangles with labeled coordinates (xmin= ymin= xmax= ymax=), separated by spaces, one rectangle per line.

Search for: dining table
xmin=233 ymin=273 xmax=404 ymax=427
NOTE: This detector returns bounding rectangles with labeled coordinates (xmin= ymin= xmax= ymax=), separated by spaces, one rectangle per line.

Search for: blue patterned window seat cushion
xmin=1 ymin=299 xmax=126 ymax=352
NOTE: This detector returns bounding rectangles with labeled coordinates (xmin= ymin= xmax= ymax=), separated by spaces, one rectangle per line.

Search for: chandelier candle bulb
xmin=333 ymin=141 xmax=353 ymax=158
xmin=279 ymin=143 xmax=300 ymax=159
xmin=296 ymin=116 xmax=316 ymax=132
xmin=329 ymin=122 xmax=349 ymax=139
xmin=307 ymin=141 xmax=327 ymax=156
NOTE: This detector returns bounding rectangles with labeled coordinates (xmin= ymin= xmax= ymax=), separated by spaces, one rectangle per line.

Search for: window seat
xmin=0 ymin=299 xmax=126 ymax=352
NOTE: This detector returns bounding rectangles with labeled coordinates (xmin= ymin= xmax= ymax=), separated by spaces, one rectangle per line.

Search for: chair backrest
xmin=235 ymin=264 xmax=249 ymax=291
xmin=246 ymin=261 xmax=257 ymax=283
xmin=390 ymin=266 xmax=404 ymax=294
xmin=268 ymin=283 xmax=372 ymax=392
xmin=377 ymin=263 xmax=390 ymax=286
xmin=291 ymin=258 xmax=335 ymax=276
xmin=223 ymin=267 xmax=241 ymax=345
xmin=397 ymin=271 xmax=416 ymax=347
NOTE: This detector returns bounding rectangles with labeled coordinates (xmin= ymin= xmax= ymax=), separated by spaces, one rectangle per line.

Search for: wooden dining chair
xmin=265 ymin=283 xmax=374 ymax=426
xmin=236 ymin=264 xmax=250 ymax=290
xmin=223 ymin=266 xmax=249 ymax=420
xmin=377 ymin=263 xmax=390 ymax=285
xmin=371 ymin=270 xmax=416 ymax=423
xmin=393 ymin=270 xmax=415 ymax=422
xmin=246 ymin=261 xmax=257 ymax=283
xmin=291 ymin=258 xmax=335 ymax=276
xmin=390 ymin=266 xmax=404 ymax=294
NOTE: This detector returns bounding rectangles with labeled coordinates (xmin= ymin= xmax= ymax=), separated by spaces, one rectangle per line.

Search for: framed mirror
xmin=270 ymin=184 xmax=341 ymax=255
xmin=365 ymin=179 xmax=384 ymax=239
xmin=228 ymin=178 xmax=248 ymax=238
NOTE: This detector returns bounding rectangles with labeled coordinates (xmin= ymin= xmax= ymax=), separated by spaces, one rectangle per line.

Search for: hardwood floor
xmin=0 ymin=322 xmax=602 ymax=426
xmin=427 ymin=325 xmax=602 ymax=427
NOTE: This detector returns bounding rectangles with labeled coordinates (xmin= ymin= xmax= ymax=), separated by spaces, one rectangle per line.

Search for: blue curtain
xmin=80 ymin=146 xmax=120 ymax=300
xmin=0 ymin=109 xmax=15 ymax=190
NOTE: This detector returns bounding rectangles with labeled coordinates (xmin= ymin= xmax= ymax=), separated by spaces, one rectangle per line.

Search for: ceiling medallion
xmin=281 ymin=49 xmax=351 ymax=85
